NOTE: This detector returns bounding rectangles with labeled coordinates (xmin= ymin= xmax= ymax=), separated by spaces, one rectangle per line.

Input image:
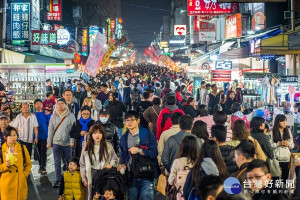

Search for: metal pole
xmin=2 ymin=0 xmax=7 ymax=49
xmin=291 ymin=0 xmax=297 ymax=75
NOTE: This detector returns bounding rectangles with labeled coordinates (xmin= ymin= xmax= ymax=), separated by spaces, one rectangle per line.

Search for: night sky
xmin=121 ymin=0 xmax=172 ymax=53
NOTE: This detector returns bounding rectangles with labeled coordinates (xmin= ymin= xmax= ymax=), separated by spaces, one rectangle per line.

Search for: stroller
xmin=92 ymin=167 xmax=127 ymax=200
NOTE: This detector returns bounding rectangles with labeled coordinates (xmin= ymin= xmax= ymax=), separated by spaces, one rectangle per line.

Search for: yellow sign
xmin=160 ymin=41 xmax=168 ymax=48
xmin=101 ymin=45 xmax=117 ymax=66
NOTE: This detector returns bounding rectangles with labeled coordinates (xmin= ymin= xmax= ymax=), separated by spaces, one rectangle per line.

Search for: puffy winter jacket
xmin=219 ymin=145 xmax=238 ymax=175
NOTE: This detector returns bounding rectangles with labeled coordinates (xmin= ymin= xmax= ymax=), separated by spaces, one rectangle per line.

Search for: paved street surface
xmin=27 ymin=150 xmax=166 ymax=200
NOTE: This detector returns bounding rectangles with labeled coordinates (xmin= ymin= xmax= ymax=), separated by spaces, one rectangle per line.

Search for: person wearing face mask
xmin=95 ymin=109 xmax=119 ymax=155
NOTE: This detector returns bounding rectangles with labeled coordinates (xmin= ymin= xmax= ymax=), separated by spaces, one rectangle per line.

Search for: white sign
xmin=174 ymin=25 xmax=187 ymax=36
xmin=199 ymin=32 xmax=216 ymax=41
xmin=57 ymin=29 xmax=70 ymax=45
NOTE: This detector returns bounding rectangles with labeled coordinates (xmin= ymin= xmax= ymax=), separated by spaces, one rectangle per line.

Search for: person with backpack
xmin=0 ymin=126 xmax=32 ymax=200
xmin=118 ymin=111 xmax=158 ymax=200
xmin=168 ymin=136 xmax=198 ymax=200
xmin=156 ymin=95 xmax=185 ymax=141
xmin=136 ymin=92 xmax=152 ymax=129
xmin=131 ymin=83 xmax=141 ymax=111
xmin=143 ymin=97 xmax=162 ymax=136
xmin=183 ymin=140 xmax=228 ymax=200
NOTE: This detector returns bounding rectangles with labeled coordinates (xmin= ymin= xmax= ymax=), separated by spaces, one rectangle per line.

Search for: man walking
xmin=13 ymin=102 xmax=38 ymax=157
xmin=47 ymin=98 xmax=76 ymax=188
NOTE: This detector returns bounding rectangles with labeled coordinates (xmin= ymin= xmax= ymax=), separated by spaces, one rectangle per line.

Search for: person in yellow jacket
xmin=0 ymin=126 xmax=32 ymax=200
xmin=58 ymin=157 xmax=86 ymax=200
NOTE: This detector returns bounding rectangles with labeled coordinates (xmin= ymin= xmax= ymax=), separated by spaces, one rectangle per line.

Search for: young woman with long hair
xmin=79 ymin=124 xmax=118 ymax=200
xmin=191 ymin=120 xmax=209 ymax=142
xmin=271 ymin=114 xmax=294 ymax=181
xmin=183 ymin=140 xmax=228 ymax=199
xmin=77 ymin=97 xmax=98 ymax=120
xmin=227 ymin=119 xmax=267 ymax=161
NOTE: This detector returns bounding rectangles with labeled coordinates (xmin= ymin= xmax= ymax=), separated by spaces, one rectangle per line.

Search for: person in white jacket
xmin=270 ymin=114 xmax=294 ymax=182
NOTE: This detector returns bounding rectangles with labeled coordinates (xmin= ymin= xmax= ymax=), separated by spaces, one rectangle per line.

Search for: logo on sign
xmin=174 ymin=25 xmax=187 ymax=36
xmin=57 ymin=29 xmax=70 ymax=45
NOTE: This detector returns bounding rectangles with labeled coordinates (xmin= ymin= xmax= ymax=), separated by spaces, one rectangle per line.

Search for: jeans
xmin=37 ymin=139 xmax=47 ymax=169
xmin=128 ymin=178 xmax=154 ymax=200
xmin=53 ymin=144 xmax=71 ymax=182
xmin=116 ymin=127 xmax=123 ymax=139
xmin=20 ymin=140 xmax=33 ymax=158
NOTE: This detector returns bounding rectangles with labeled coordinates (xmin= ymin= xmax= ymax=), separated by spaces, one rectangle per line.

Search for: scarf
xmin=79 ymin=117 xmax=92 ymax=145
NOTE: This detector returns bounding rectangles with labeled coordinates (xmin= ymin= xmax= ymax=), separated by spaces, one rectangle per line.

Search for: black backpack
xmin=131 ymin=89 xmax=141 ymax=103
xmin=130 ymin=153 xmax=154 ymax=179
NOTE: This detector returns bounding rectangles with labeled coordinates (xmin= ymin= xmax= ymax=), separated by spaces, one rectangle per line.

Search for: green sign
xmin=163 ymin=52 xmax=170 ymax=56
xmin=12 ymin=40 xmax=25 ymax=46
xmin=66 ymin=69 xmax=75 ymax=74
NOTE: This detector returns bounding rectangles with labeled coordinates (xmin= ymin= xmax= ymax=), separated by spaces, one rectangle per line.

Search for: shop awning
xmin=39 ymin=46 xmax=74 ymax=60
xmin=219 ymin=41 xmax=236 ymax=54
xmin=0 ymin=48 xmax=27 ymax=63
xmin=190 ymin=48 xmax=219 ymax=65
xmin=261 ymin=33 xmax=300 ymax=55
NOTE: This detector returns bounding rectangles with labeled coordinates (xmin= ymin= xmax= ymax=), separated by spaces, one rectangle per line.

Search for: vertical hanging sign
xmin=47 ymin=0 xmax=62 ymax=21
xmin=11 ymin=3 xmax=30 ymax=41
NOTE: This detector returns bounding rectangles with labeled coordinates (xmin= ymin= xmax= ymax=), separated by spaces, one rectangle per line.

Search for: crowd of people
xmin=0 ymin=64 xmax=298 ymax=200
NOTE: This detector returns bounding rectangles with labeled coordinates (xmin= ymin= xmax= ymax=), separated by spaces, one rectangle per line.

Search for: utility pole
xmin=0 ymin=0 xmax=7 ymax=49
xmin=291 ymin=0 xmax=297 ymax=75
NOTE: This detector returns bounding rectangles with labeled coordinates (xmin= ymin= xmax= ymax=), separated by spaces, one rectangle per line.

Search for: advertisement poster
xmin=199 ymin=21 xmax=215 ymax=32
xmin=193 ymin=76 xmax=202 ymax=97
xmin=11 ymin=3 xmax=30 ymax=41
xmin=187 ymin=0 xmax=238 ymax=15
xmin=102 ymin=44 xmax=117 ymax=65
xmin=199 ymin=32 xmax=216 ymax=41
xmin=212 ymin=70 xmax=232 ymax=82
xmin=89 ymin=26 xmax=100 ymax=52
xmin=32 ymin=30 xmax=57 ymax=45
xmin=225 ymin=13 xmax=242 ymax=39
xmin=85 ymin=33 xmax=107 ymax=76
xmin=47 ymin=0 xmax=62 ymax=21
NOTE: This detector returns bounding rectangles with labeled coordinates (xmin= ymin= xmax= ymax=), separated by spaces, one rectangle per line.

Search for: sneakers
xmin=53 ymin=181 xmax=60 ymax=188
xmin=38 ymin=167 xmax=47 ymax=175
xmin=38 ymin=168 xmax=42 ymax=173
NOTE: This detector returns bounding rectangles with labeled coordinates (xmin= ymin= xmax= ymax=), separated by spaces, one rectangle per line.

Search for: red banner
xmin=187 ymin=0 xmax=238 ymax=15
xmin=199 ymin=21 xmax=215 ymax=32
xmin=31 ymin=30 xmax=57 ymax=45
xmin=212 ymin=70 xmax=231 ymax=82
xmin=225 ymin=13 xmax=242 ymax=39
xmin=47 ymin=0 xmax=62 ymax=21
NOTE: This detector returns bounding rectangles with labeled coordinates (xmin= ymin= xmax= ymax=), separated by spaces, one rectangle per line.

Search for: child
xmin=95 ymin=109 xmax=119 ymax=155
xmin=34 ymin=99 xmax=51 ymax=175
xmin=93 ymin=188 xmax=116 ymax=200
xmin=43 ymin=91 xmax=56 ymax=114
xmin=58 ymin=157 xmax=86 ymax=200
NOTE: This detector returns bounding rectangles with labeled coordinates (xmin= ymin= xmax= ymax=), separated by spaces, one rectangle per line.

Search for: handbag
xmin=34 ymin=145 xmax=40 ymax=161
xmin=166 ymin=180 xmax=179 ymax=200
xmin=157 ymin=174 xmax=167 ymax=196
xmin=130 ymin=153 xmax=154 ymax=178
xmin=267 ymin=158 xmax=282 ymax=177
xmin=276 ymin=146 xmax=291 ymax=161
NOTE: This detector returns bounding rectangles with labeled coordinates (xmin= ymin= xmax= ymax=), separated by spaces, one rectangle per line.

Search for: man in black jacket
xmin=95 ymin=109 xmax=119 ymax=155
xmin=136 ymin=92 xmax=152 ymax=128
xmin=211 ymin=124 xmax=238 ymax=175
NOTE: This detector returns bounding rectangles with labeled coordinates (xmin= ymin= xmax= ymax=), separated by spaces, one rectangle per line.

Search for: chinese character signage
xmin=187 ymin=0 xmax=238 ymax=15
xmin=89 ymin=26 xmax=100 ymax=52
xmin=102 ymin=44 xmax=117 ymax=65
xmin=47 ymin=0 xmax=62 ymax=21
xmin=82 ymin=28 xmax=88 ymax=56
xmin=174 ymin=25 xmax=187 ymax=36
xmin=212 ymin=70 xmax=231 ymax=82
xmin=11 ymin=3 xmax=30 ymax=41
xmin=32 ymin=30 xmax=57 ymax=45
xmin=85 ymin=32 xmax=107 ymax=77
xmin=199 ymin=21 xmax=215 ymax=32
xmin=225 ymin=13 xmax=242 ymax=39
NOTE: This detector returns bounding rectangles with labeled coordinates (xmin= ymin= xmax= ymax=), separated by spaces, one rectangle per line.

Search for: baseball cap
xmin=0 ymin=111 xmax=9 ymax=119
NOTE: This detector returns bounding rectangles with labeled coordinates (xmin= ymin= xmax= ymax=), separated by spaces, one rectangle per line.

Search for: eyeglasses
xmin=125 ymin=118 xmax=136 ymax=123
xmin=247 ymin=175 xmax=266 ymax=181
xmin=81 ymin=112 xmax=90 ymax=116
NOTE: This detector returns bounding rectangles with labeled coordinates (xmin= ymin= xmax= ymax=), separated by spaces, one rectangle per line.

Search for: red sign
xmin=187 ymin=0 xmax=238 ymax=15
xmin=47 ymin=0 xmax=62 ymax=21
xmin=212 ymin=70 xmax=231 ymax=82
xmin=194 ymin=16 xmax=200 ymax=31
xmin=199 ymin=21 xmax=215 ymax=32
xmin=225 ymin=13 xmax=242 ymax=38
xmin=251 ymin=12 xmax=266 ymax=31
xmin=31 ymin=30 xmax=57 ymax=45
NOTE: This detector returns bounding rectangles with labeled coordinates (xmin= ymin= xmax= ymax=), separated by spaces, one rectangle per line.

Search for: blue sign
xmin=11 ymin=3 xmax=30 ymax=41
